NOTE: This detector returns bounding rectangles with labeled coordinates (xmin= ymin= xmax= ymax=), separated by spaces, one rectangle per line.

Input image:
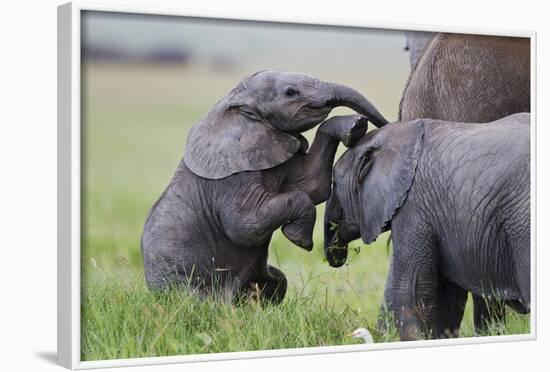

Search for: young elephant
xmin=142 ymin=70 xmax=387 ymax=303
xmin=399 ymin=32 xmax=530 ymax=334
xmin=324 ymin=113 xmax=530 ymax=340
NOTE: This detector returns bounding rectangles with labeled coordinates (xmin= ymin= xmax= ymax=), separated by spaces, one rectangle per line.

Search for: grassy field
xmin=81 ymin=63 xmax=529 ymax=361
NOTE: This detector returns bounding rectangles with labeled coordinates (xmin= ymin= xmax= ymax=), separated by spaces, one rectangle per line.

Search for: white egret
xmin=348 ymin=327 xmax=374 ymax=343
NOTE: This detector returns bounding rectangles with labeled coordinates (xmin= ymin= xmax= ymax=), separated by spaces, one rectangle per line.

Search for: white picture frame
xmin=57 ymin=1 xmax=537 ymax=369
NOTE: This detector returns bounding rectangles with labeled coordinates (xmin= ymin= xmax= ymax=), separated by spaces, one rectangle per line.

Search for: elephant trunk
xmin=325 ymin=82 xmax=388 ymax=128
xmin=324 ymin=192 xmax=349 ymax=268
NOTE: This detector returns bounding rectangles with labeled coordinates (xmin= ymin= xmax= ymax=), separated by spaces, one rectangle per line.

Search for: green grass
xmin=81 ymin=261 xmax=529 ymax=360
xmin=81 ymin=63 xmax=529 ymax=361
xmin=81 ymin=269 xmax=396 ymax=360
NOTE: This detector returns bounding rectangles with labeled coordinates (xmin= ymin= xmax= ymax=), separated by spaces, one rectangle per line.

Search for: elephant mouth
xmin=331 ymin=221 xmax=360 ymax=246
xmin=287 ymin=104 xmax=332 ymax=134
xmin=302 ymin=102 xmax=333 ymax=115
xmin=324 ymin=219 xmax=360 ymax=267
xmin=306 ymin=101 xmax=331 ymax=109
xmin=325 ymin=222 xmax=348 ymax=268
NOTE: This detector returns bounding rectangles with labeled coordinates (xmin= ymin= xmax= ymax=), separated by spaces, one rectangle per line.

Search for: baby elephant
xmin=142 ymin=70 xmax=387 ymax=303
xmin=324 ymin=113 xmax=530 ymax=340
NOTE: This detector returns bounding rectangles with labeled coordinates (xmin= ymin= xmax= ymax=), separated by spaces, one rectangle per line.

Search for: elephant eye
xmin=284 ymin=87 xmax=300 ymax=97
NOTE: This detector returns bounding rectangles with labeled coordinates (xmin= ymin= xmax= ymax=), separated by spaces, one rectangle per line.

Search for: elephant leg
xmin=253 ymin=265 xmax=288 ymax=305
xmin=381 ymin=266 xmax=467 ymax=340
xmin=222 ymin=190 xmax=316 ymax=250
xmin=473 ymin=295 xmax=506 ymax=334
xmin=237 ymin=254 xmax=288 ymax=305
xmin=250 ymin=248 xmax=288 ymax=304
xmin=378 ymin=255 xmax=396 ymax=333
xmin=390 ymin=268 xmax=437 ymax=341
xmin=507 ymin=206 xmax=531 ymax=312
xmin=284 ymin=115 xmax=368 ymax=204
xmin=389 ymin=219 xmax=438 ymax=340
xmin=378 ymin=258 xmax=463 ymax=340
xmin=432 ymin=280 xmax=468 ymax=338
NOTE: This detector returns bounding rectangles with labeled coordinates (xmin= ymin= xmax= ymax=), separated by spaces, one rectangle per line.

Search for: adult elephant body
xmin=142 ymin=71 xmax=386 ymax=303
xmin=400 ymin=33 xmax=530 ymax=122
xmin=324 ymin=114 xmax=530 ymax=340
xmin=403 ymin=31 xmax=434 ymax=67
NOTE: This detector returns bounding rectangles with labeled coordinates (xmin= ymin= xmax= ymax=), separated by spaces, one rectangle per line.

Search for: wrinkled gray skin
xmin=142 ymin=71 xmax=387 ymax=303
xmin=403 ymin=31 xmax=434 ymax=67
xmin=400 ymin=33 xmax=530 ymax=122
xmin=324 ymin=113 xmax=530 ymax=340
xmin=399 ymin=32 xmax=530 ymax=332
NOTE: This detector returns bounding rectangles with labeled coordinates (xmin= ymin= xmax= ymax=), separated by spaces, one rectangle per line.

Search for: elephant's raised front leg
xmin=284 ymin=115 xmax=368 ymax=204
xmin=221 ymin=190 xmax=317 ymax=251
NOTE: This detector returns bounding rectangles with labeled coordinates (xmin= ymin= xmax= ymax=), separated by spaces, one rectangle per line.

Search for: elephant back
xmin=399 ymin=33 xmax=530 ymax=123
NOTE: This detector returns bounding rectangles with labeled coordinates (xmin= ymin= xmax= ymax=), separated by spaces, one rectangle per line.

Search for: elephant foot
xmin=342 ymin=115 xmax=369 ymax=148
xmin=243 ymin=266 xmax=288 ymax=305
xmin=282 ymin=222 xmax=313 ymax=251
xmin=244 ymin=282 xmax=263 ymax=304
xmin=319 ymin=114 xmax=369 ymax=147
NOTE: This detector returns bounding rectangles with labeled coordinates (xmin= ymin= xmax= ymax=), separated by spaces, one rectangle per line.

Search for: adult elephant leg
xmin=432 ymin=280 xmax=468 ymax=338
xmin=284 ymin=115 xmax=368 ymax=204
xmin=473 ymin=296 xmax=506 ymax=334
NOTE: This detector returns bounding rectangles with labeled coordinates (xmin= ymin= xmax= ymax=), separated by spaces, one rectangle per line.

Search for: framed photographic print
xmin=58 ymin=1 xmax=536 ymax=369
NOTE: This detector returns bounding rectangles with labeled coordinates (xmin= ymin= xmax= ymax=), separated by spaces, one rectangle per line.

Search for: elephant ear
xmin=183 ymin=106 xmax=301 ymax=179
xmin=358 ymin=120 xmax=425 ymax=244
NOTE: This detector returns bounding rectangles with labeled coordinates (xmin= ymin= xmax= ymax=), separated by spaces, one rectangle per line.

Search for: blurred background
xmin=81 ymin=10 xmax=409 ymax=319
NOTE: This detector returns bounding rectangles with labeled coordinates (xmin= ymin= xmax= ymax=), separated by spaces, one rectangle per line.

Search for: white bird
xmin=348 ymin=327 xmax=374 ymax=344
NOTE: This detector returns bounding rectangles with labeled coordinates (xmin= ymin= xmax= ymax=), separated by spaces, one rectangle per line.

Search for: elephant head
xmin=184 ymin=71 xmax=388 ymax=179
xmin=324 ymin=120 xmax=425 ymax=267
